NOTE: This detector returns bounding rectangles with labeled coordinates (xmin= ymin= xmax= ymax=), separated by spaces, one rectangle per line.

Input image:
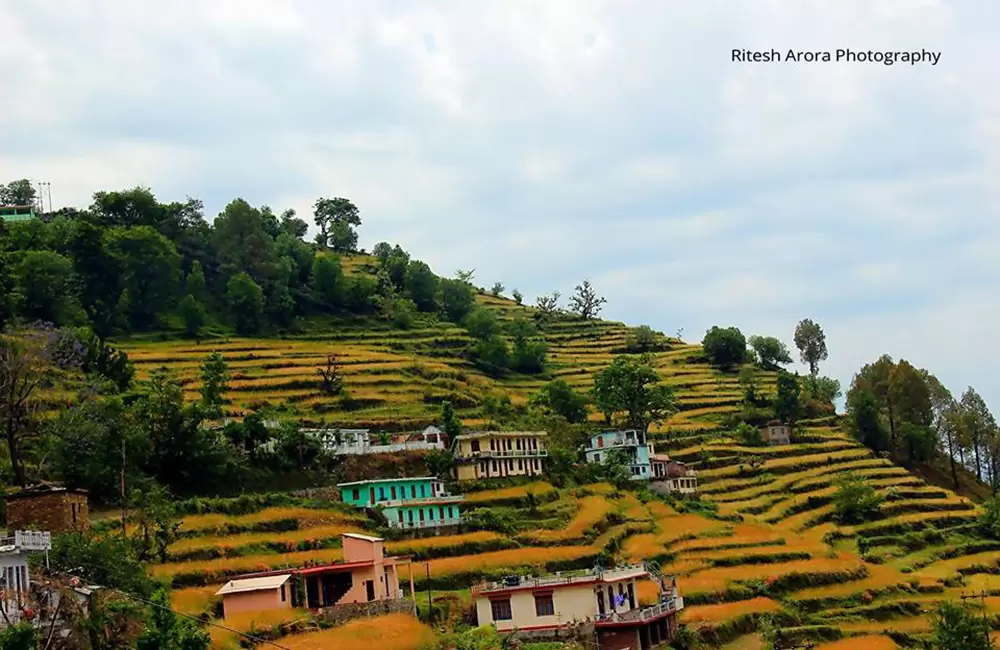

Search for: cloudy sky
xmin=1 ymin=0 xmax=998 ymax=411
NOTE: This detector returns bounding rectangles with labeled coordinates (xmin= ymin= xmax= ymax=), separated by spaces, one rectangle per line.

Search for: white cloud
xmin=0 ymin=0 xmax=998 ymax=411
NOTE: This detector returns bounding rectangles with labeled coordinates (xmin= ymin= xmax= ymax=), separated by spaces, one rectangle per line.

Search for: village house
xmin=215 ymin=533 xmax=414 ymax=619
xmin=650 ymin=454 xmax=698 ymax=495
xmin=473 ymin=563 xmax=683 ymax=650
xmin=452 ymin=431 xmax=548 ymax=481
xmin=763 ymin=420 xmax=792 ymax=446
xmin=585 ymin=430 xmax=654 ymax=480
xmin=0 ymin=530 xmax=53 ymax=627
xmin=338 ymin=477 xmax=464 ymax=530
xmin=0 ymin=205 xmax=37 ymax=223
xmin=4 ymin=485 xmax=89 ymax=535
xmin=303 ymin=426 xmax=446 ymax=455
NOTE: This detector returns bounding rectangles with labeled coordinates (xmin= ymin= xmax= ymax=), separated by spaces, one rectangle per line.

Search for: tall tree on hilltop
xmin=313 ymin=197 xmax=361 ymax=252
xmin=592 ymin=354 xmax=677 ymax=433
xmin=773 ymin=371 xmax=801 ymax=425
xmin=702 ymin=326 xmax=748 ymax=369
xmin=960 ymin=387 xmax=997 ymax=484
xmin=569 ymin=280 xmax=606 ymax=320
xmin=0 ymin=179 xmax=37 ymax=206
xmin=748 ymin=335 xmax=792 ymax=370
xmin=794 ymin=318 xmax=828 ymax=376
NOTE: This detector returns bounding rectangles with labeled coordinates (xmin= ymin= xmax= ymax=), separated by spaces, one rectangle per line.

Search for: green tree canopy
xmin=592 ymin=354 xmax=677 ymax=433
xmin=702 ymin=326 xmax=747 ymax=369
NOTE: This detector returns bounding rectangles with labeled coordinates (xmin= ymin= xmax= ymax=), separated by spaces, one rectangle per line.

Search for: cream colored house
xmin=452 ymin=431 xmax=548 ymax=481
xmin=473 ymin=563 xmax=683 ymax=649
xmin=763 ymin=420 xmax=792 ymax=446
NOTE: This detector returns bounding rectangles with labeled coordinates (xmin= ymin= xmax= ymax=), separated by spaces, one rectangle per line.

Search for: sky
xmin=1 ymin=0 xmax=998 ymax=413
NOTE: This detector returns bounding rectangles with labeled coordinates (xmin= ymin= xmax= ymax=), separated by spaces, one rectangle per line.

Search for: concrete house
xmin=305 ymin=427 xmax=446 ymax=455
xmin=0 ymin=531 xmax=52 ymax=627
xmin=585 ymin=430 xmax=653 ymax=480
xmin=473 ymin=563 xmax=684 ymax=650
xmin=763 ymin=420 xmax=792 ymax=446
xmin=338 ymin=477 xmax=464 ymax=530
xmin=4 ymin=485 xmax=89 ymax=535
xmin=452 ymin=431 xmax=548 ymax=481
xmin=650 ymin=455 xmax=698 ymax=495
xmin=216 ymin=533 xmax=412 ymax=619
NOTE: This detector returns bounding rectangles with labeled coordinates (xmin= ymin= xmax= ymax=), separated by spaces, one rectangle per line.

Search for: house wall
xmin=477 ymin=584 xmax=599 ymax=632
xmin=458 ymin=454 xmax=545 ymax=480
xmin=596 ymin=628 xmax=641 ymax=650
xmin=383 ymin=503 xmax=462 ymax=527
xmin=5 ymin=492 xmax=89 ymax=534
xmin=222 ymin=588 xmax=286 ymax=618
xmin=340 ymin=479 xmax=436 ymax=507
xmin=338 ymin=564 xmax=398 ymax=604
xmin=343 ymin=536 xmax=384 ymax=563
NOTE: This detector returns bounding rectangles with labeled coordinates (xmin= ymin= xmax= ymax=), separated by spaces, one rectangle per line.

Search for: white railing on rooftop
xmin=473 ymin=564 xmax=648 ymax=594
xmin=388 ymin=517 xmax=462 ymax=530
xmin=0 ymin=531 xmax=51 ymax=551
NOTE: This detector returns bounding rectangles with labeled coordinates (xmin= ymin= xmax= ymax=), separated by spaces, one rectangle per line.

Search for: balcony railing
xmin=388 ymin=517 xmax=462 ymax=530
xmin=585 ymin=437 xmax=644 ymax=452
xmin=473 ymin=564 xmax=648 ymax=595
xmin=0 ymin=531 xmax=51 ymax=551
xmin=379 ymin=495 xmax=465 ymax=508
xmin=594 ymin=597 xmax=684 ymax=625
xmin=456 ymin=449 xmax=548 ymax=460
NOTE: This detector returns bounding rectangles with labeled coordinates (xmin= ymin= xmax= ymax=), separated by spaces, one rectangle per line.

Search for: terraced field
xmin=107 ymin=266 xmax=997 ymax=647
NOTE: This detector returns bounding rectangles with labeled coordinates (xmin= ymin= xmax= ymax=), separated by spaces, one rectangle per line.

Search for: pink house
xmin=216 ymin=533 xmax=413 ymax=619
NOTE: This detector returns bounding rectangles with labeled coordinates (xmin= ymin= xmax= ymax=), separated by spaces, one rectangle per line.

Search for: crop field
xmin=111 ymin=286 xmax=998 ymax=648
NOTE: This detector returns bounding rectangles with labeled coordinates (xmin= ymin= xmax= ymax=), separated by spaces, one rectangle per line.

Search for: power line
xmin=44 ymin=565 xmax=293 ymax=650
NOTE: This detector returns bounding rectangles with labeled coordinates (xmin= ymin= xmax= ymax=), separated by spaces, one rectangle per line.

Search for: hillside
xmin=103 ymin=255 xmax=1000 ymax=648
xmin=116 ymin=253 xmax=777 ymax=433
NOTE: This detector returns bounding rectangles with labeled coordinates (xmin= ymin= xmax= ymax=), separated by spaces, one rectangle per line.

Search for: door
xmin=365 ymin=580 xmax=376 ymax=601
xmin=369 ymin=488 xmax=375 ymax=504
xmin=597 ymin=590 xmax=606 ymax=616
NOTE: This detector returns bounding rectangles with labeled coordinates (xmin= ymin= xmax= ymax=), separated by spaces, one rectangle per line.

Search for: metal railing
xmin=388 ymin=517 xmax=462 ymax=530
xmin=473 ymin=564 xmax=648 ymax=595
xmin=455 ymin=449 xmax=548 ymax=460
xmin=595 ymin=597 xmax=683 ymax=625
xmin=0 ymin=531 xmax=51 ymax=551
xmin=379 ymin=495 xmax=465 ymax=508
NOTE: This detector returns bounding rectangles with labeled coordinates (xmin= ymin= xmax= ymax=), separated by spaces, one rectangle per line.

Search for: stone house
xmin=4 ymin=486 xmax=89 ymax=534
xmin=763 ymin=420 xmax=792 ymax=446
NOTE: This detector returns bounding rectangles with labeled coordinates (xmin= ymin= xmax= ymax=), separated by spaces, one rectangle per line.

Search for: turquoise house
xmin=584 ymin=430 xmax=653 ymax=480
xmin=338 ymin=476 xmax=465 ymax=530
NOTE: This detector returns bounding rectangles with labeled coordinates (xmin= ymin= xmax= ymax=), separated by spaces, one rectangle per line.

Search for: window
xmin=420 ymin=485 xmax=426 ymax=498
xmin=492 ymin=460 xmax=498 ymax=472
xmin=391 ymin=486 xmax=397 ymax=499
xmin=534 ymin=593 xmax=555 ymax=617
xmin=72 ymin=503 xmax=78 ymax=523
xmin=472 ymin=440 xmax=481 ymax=452
xmin=398 ymin=512 xmax=404 ymax=523
xmin=379 ymin=487 xmax=385 ymax=501
xmin=598 ymin=437 xmax=604 ymax=448
xmin=419 ymin=509 xmax=425 ymax=522
xmin=518 ymin=459 xmax=524 ymax=471
xmin=516 ymin=439 xmax=522 ymax=450
xmin=352 ymin=488 xmax=360 ymax=501
xmin=281 ymin=584 xmax=286 ymax=602
xmin=429 ymin=508 xmax=434 ymax=520
xmin=594 ymin=453 xmax=601 ymax=463
xmin=408 ymin=510 xmax=414 ymax=523
xmin=534 ymin=459 xmax=539 ymax=469
xmin=490 ymin=599 xmax=512 ymax=621
xmin=448 ymin=506 xmax=454 ymax=519
xmin=411 ymin=485 xmax=417 ymax=499
xmin=439 ymin=506 xmax=445 ymax=520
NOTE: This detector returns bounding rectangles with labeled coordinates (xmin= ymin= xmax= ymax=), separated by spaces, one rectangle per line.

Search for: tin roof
xmin=215 ymin=574 xmax=291 ymax=596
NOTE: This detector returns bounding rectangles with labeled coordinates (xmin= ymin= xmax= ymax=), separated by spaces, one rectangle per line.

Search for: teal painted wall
xmin=383 ymin=503 xmax=462 ymax=527
xmin=340 ymin=478 xmax=436 ymax=507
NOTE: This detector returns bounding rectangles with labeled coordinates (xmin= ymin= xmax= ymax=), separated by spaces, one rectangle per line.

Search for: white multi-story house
xmin=0 ymin=531 xmax=51 ymax=627
xmin=305 ymin=426 xmax=446 ymax=455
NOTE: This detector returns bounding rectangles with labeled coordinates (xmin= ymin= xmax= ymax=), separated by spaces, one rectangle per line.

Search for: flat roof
xmin=5 ymin=485 xmax=88 ymax=500
xmin=215 ymin=574 xmax=291 ymax=596
xmin=338 ymin=476 xmax=438 ymax=488
xmin=454 ymin=431 xmax=548 ymax=440
xmin=342 ymin=533 xmax=383 ymax=543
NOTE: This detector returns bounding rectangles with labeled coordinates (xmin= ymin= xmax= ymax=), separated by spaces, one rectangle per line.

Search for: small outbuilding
xmin=763 ymin=420 xmax=792 ymax=446
xmin=216 ymin=574 xmax=293 ymax=618
xmin=4 ymin=485 xmax=89 ymax=535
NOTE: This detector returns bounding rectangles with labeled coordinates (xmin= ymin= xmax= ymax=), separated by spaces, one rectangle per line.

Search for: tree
xmin=735 ymin=367 xmax=758 ymax=406
xmin=465 ymin=309 xmax=500 ymax=341
xmin=440 ymin=278 xmax=476 ymax=323
xmin=979 ymin=495 xmax=1000 ymax=539
xmin=603 ymin=448 xmax=634 ymax=489
xmin=313 ymin=197 xmax=361 ymax=252
xmin=185 ymin=261 xmax=207 ymax=303
xmin=311 ymin=254 xmax=344 ymax=309
xmin=129 ymin=484 xmax=181 ymax=564
xmin=512 ymin=289 xmax=523 ymax=305
xmin=455 ymin=269 xmax=475 ymax=284
xmin=279 ymin=208 xmax=309 ymax=238
xmin=473 ymin=335 xmax=510 ymax=377
xmin=848 ymin=388 xmax=887 ymax=452
xmin=405 ymin=260 xmax=438 ymax=312
xmin=508 ymin=317 xmax=546 ymax=374
xmin=107 ymin=226 xmax=181 ymax=330
xmin=212 ymin=198 xmax=278 ymax=287
xmin=490 ymin=282 xmax=504 ymax=297
xmin=748 ymin=335 xmax=792 ymax=370
xmin=702 ymin=326 xmax=747 ymax=369
xmin=773 ymin=371 xmax=801 ymax=424
xmin=960 ymin=387 xmax=997 ymax=485
xmin=924 ymin=372 xmax=961 ymax=489
xmin=179 ymin=294 xmax=206 ymax=338
xmin=226 ymin=272 xmax=264 ymax=335
xmin=534 ymin=292 xmax=561 ymax=324
xmin=318 ymin=354 xmax=344 ymax=396
xmin=199 ymin=352 xmax=230 ymax=419
xmin=803 ymin=375 xmax=842 ymax=404
xmin=14 ymin=250 xmax=82 ymax=325
xmin=440 ymin=401 xmax=463 ymax=438
xmin=736 ymin=422 xmax=763 ymax=446
xmin=531 ymin=379 xmax=589 ymax=424
xmin=79 ymin=330 xmax=134 ymax=392
xmin=481 ymin=393 xmax=514 ymax=428
xmin=794 ymin=318 xmax=828 ymax=376
xmin=932 ymin=601 xmax=994 ymax=650
xmin=625 ymin=325 xmax=665 ymax=353
xmin=568 ymin=280 xmax=606 ymax=319
xmin=0 ymin=179 xmax=37 ymax=206
xmin=136 ymin=588 xmax=210 ymax=650
xmin=387 ymin=298 xmax=418 ymax=329
xmin=592 ymin=354 xmax=677 ymax=433
xmin=1 ymin=325 xmax=85 ymax=486
xmin=832 ymin=472 xmax=884 ymax=524
xmin=900 ymin=422 xmax=936 ymax=466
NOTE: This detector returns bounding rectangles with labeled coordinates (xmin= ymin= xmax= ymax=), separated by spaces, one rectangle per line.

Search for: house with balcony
xmin=338 ymin=477 xmax=464 ymax=530
xmin=473 ymin=562 xmax=683 ymax=649
xmin=0 ymin=531 xmax=53 ymax=627
xmin=585 ymin=430 xmax=653 ymax=480
xmin=305 ymin=427 xmax=446 ymax=455
xmin=452 ymin=431 xmax=548 ymax=481
xmin=0 ymin=205 xmax=36 ymax=223
xmin=650 ymin=454 xmax=698 ymax=495
xmin=216 ymin=533 xmax=414 ymax=619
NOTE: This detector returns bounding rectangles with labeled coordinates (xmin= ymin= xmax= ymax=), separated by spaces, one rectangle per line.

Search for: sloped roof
xmin=215 ymin=574 xmax=291 ymax=596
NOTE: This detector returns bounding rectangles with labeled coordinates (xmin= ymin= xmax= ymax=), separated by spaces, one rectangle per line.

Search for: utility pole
xmin=425 ymin=562 xmax=432 ymax=624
